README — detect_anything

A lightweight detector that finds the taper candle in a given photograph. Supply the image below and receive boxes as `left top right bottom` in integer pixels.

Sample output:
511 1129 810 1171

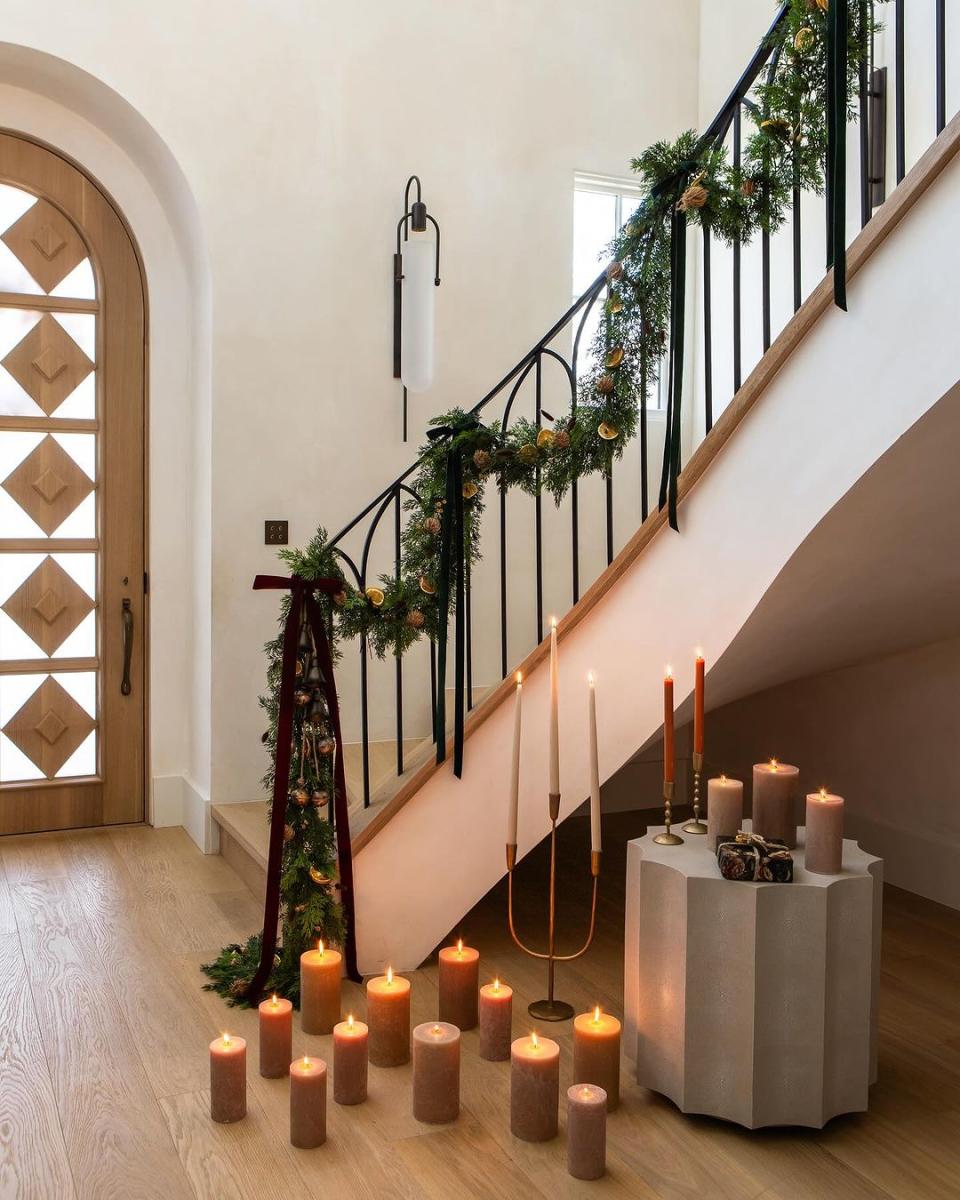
753 760 799 848
258 994 293 1078
566 1084 607 1181
366 967 411 1066
663 669 675 783
549 618 559 797
289 1055 327 1149
694 654 705 756
508 672 522 846
412 1021 460 1124
209 1032 246 1123
333 1013 368 1105
438 938 479 1030
588 673 601 854
572 1006 621 1111
300 941 341 1035
510 1031 560 1142
479 977 513 1061
707 775 744 850
805 789 844 875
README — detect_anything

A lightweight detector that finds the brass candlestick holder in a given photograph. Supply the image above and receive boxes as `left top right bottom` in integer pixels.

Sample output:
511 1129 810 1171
653 779 684 845
683 750 708 834
506 791 600 1021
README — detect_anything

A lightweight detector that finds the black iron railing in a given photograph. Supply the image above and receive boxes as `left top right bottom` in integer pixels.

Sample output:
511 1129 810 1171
326 1 951 808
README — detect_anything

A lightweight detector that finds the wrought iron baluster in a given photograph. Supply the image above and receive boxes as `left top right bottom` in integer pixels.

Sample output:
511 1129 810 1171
394 489 403 777
499 483 508 679
359 633 370 807
895 0 905 182
534 352 544 643
936 0 946 135
702 227 713 434
733 105 743 392
859 0 871 227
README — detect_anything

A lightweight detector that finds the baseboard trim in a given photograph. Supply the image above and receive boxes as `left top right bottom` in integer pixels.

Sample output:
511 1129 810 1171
156 774 220 855
847 813 960 912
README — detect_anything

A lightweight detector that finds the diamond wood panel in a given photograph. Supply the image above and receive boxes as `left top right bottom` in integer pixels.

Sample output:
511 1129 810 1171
1 675 95 777
1 435 94 534
2 314 94 415
1 199 89 293
1 555 94 655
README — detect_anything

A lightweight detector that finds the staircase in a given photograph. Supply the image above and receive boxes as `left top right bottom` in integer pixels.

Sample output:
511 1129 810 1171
216 9 960 974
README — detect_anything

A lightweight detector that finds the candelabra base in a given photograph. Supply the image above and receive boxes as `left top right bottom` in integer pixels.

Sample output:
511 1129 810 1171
528 998 575 1022
653 831 685 846
682 819 708 834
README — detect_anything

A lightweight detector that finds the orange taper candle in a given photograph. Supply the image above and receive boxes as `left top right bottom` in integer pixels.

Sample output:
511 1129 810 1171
693 655 705 756
663 670 675 783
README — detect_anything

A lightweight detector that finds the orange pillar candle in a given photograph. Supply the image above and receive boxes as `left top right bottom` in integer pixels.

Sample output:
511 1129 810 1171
333 1013 368 1105
752 760 800 848
707 775 744 850
209 1033 246 1123
572 1007 621 1111
412 1021 461 1124
300 941 342 1035
663 670 675 783
366 967 411 1066
258 994 293 1078
510 1032 560 1142
694 655 705 756
805 789 844 875
479 977 513 1061
566 1084 607 1181
438 939 479 1030
289 1055 327 1149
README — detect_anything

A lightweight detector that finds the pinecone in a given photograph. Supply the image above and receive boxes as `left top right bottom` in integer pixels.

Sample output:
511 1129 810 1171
405 609 426 630
679 183 708 212
228 978 249 999
423 515 441 535
596 374 615 395
553 429 571 450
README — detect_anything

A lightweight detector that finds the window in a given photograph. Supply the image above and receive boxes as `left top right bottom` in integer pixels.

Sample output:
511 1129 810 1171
572 173 665 407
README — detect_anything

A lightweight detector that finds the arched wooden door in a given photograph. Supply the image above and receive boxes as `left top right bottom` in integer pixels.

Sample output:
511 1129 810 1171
0 133 146 833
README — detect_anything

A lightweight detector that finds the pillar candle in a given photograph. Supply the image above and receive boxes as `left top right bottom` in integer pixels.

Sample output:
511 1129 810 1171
333 1013 368 1105
209 1033 246 1123
479 978 513 1061
258 994 293 1079
752 760 799 848
412 1021 460 1124
300 941 342 1035
566 1084 607 1181
510 1032 560 1142
588 674 601 854
366 968 411 1066
438 939 479 1030
572 1007 621 1111
549 618 559 797
663 670 675 783
805 789 844 875
694 655 705 756
707 775 744 850
507 672 522 846
289 1055 327 1149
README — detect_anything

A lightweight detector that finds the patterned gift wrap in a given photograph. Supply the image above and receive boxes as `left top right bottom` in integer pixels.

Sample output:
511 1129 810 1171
716 832 794 883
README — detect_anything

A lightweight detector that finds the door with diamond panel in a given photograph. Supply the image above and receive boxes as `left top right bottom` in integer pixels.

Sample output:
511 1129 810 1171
0 133 145 833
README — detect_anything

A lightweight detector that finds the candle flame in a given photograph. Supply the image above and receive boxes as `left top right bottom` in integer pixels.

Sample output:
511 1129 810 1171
770 758 779 771
550 615 557 630
432 1024 442 1036
303 1055 311 1069
222 1032 231 1046
665 665 673 680
581 1086 593 1099
348 1013 355 1029
593 1005 601 1024
820 787 827 799
456 937 463 956
386 965 393 986
493 977 500 992
588 671 595 686
531 1031 539 1050
720 773 727 782
516 670 522 686
695 649 704 661
317 939 324 956
271 994 278 1008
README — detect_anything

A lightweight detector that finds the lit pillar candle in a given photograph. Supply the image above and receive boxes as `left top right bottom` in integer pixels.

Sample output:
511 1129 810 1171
707 775 744 850
663 670 675 784
333 1013 368 1105
752 760 799 848
507 672 522 847
588 674 601 854
412 1021 460 1124
510 1031 560 1142
366 967 411 1067
258 994 293 1079
566 1084 607 1181
289 1055 327 1149
479 977 513 1061
209 1032 246 1124
694 654 705 756
438 938 479 1030
300 941 342 1035
805 789 844 875
572 1006 621 1111
549 618 560 799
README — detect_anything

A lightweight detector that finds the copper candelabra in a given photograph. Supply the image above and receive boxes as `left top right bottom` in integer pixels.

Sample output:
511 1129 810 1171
506 791 600 1021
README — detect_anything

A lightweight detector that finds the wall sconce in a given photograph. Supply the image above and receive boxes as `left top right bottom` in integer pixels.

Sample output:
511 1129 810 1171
394 175 441 440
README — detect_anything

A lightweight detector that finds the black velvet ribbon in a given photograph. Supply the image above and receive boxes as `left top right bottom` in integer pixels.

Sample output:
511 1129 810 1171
426 414 478 777
244 574 360 1004
826 0 849 311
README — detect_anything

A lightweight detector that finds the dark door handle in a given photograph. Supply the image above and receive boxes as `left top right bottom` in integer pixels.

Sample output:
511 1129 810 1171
121 598 133 696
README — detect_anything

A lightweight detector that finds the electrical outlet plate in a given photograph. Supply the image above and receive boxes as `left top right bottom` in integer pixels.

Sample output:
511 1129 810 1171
264 519 288 545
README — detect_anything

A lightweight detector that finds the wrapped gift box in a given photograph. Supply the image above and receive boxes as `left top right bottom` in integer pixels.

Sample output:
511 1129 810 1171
717 832 793 883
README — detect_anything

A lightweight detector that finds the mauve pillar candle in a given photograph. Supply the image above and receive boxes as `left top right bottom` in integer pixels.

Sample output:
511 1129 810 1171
412 1021 461 1124
209 1033 246 1123
258 995 293 1078
479 978 513 1061
438 940 479 1030
572 1008 621 1111
333 1014 368 1105
289 1056 327 1149
366 968 411 1066
707 775 744 850
510 1032 560 1142
752 761 799 848
805 790 844 875
300 942 342 1035
566 1084 607 1181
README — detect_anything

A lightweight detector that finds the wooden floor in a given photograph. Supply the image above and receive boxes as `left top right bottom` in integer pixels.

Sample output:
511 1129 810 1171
1 816 959 1199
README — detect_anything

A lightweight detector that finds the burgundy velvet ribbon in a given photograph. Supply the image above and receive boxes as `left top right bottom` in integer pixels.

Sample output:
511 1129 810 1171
244 574 359 1004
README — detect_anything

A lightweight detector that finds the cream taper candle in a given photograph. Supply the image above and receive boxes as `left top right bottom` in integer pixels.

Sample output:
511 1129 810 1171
549 618 559 797
588 673 601 854
805 789 844 875
508 672 522 846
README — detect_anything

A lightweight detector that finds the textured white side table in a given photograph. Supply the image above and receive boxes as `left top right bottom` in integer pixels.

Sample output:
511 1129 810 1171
623 825 882 1129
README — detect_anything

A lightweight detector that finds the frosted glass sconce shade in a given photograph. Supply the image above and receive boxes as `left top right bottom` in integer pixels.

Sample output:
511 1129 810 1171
401 236 436 393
